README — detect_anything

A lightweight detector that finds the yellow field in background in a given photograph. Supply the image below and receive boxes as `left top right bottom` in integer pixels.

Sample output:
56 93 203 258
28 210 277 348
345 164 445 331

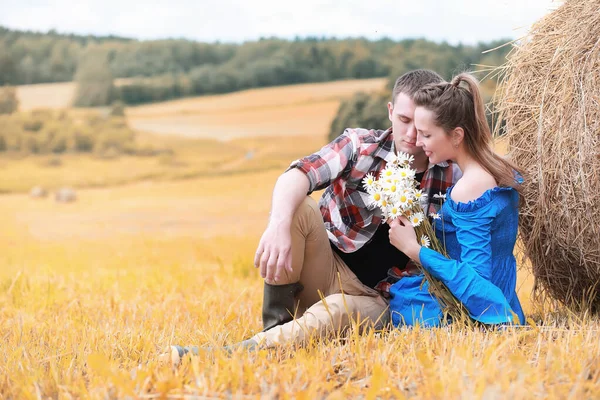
5 78 385 194
15 82 76 111
2 79 599 398
14 78 135 111
127 78 386 140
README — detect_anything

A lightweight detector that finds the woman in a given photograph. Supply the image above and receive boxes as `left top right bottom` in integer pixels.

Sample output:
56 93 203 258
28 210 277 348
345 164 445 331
387 72 525 327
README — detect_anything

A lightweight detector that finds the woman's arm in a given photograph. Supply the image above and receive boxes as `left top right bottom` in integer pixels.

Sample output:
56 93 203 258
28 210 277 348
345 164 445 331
418 212 516 324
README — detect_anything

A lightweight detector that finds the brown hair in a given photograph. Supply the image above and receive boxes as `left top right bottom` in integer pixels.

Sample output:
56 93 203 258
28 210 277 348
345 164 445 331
392 69 444 104
412 72 523 189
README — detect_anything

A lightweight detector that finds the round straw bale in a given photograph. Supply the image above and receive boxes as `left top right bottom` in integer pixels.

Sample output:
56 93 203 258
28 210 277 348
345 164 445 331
495 0 600 311
55 187 77 203
29 186 48 198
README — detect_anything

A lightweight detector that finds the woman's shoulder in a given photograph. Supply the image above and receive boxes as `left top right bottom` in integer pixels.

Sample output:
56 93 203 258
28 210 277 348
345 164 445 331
450 170 497 204
447 170 516 214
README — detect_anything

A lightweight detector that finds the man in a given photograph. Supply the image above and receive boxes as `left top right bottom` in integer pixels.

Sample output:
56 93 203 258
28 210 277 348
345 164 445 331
165 69 461 364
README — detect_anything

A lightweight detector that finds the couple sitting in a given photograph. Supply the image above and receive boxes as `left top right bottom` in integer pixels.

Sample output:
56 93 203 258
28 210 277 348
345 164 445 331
163 69 525 365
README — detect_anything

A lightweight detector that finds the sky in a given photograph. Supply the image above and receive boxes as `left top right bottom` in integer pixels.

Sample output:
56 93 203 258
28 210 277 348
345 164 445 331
0 0 561 44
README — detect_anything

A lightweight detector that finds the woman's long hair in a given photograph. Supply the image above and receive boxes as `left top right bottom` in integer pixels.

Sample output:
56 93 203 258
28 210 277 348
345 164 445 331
413 73 522 190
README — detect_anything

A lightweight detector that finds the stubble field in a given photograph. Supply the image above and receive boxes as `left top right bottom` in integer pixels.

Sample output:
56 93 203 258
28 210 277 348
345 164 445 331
1 79 599 399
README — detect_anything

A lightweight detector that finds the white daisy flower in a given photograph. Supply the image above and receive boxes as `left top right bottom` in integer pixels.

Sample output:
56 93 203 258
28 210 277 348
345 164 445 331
394 152 409 165
370 190 389 209
387 153 400 166
397 193 411 208
397 167 416 180
388 205 403 220
403 153 415 166
413 189 427 201
420 235 431 248
362 173 377 193
410 212 425 227
380 166 396 180
387 183 400 195
430 212 441 220
370 190 382 206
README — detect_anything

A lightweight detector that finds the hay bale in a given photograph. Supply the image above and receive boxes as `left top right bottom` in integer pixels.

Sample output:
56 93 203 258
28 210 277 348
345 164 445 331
495 0 600 311
55 187 77 203
29 186 48 199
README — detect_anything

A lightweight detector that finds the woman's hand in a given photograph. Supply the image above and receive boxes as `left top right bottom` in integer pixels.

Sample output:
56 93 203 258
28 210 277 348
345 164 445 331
389 216 421 262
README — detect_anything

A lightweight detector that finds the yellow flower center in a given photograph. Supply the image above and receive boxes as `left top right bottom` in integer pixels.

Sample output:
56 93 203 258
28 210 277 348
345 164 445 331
390 185 396 192
385 170 392 177
374 193 381 201
400 195 407 202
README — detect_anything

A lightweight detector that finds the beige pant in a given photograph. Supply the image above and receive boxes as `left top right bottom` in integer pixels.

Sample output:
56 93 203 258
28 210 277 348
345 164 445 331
253 196 389 348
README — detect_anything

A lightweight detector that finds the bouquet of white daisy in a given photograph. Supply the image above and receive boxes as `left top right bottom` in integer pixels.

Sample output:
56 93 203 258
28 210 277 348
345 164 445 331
363 153 471 324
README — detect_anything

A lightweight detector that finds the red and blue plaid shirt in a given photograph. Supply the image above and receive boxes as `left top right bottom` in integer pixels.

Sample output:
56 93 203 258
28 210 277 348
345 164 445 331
288 127 461 253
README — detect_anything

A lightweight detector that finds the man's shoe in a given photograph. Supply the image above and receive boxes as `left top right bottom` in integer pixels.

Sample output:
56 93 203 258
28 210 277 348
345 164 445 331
262 282 303 331
158 340 259 368
158 345 199 368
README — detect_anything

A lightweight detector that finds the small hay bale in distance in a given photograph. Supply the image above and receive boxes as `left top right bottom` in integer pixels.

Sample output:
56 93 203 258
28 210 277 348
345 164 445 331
55 187 77 203
30 186 48 199
495 0 600 312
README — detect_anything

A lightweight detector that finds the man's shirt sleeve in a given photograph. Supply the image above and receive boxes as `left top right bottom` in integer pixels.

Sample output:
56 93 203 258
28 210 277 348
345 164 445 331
286 129 358 193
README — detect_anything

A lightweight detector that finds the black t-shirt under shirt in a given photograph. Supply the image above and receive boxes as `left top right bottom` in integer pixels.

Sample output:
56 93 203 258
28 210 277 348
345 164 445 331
330 172 425 289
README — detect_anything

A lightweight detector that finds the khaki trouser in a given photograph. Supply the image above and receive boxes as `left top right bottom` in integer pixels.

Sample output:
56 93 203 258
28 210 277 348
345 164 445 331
253 196 389 348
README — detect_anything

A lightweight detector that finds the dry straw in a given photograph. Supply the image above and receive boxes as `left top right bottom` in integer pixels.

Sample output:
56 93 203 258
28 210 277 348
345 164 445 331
494 0 600 312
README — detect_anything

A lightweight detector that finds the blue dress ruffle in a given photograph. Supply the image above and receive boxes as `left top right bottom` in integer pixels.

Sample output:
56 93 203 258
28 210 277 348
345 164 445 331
389 185 526 327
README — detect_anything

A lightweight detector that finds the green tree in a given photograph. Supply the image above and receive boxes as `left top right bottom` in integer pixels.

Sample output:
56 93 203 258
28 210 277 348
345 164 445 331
0 43 18 85
73 49 116 107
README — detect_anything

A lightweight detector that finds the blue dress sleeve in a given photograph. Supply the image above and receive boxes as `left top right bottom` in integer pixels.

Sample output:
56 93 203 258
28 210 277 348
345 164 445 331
419 205 518 325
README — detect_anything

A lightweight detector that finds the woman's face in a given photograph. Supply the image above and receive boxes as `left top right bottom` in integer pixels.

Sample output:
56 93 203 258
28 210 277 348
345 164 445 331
414 107 456 164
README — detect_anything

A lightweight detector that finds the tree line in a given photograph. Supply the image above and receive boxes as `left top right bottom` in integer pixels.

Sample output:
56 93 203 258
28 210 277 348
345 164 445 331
0 26 510 107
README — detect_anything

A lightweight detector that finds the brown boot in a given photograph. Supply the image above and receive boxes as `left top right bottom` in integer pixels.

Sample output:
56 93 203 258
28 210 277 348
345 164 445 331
262 282 303 331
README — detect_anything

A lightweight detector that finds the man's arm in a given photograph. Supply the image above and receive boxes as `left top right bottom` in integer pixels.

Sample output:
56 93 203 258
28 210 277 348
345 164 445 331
254 129 358 283
254 168 310 283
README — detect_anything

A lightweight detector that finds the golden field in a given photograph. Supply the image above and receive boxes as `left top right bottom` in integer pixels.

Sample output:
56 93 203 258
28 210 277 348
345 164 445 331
1 80 599 399
126 78 387 140
14 78 133 112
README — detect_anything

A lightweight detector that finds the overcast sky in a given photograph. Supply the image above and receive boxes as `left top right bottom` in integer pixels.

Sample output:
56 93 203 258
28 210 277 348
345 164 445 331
1 0 561 44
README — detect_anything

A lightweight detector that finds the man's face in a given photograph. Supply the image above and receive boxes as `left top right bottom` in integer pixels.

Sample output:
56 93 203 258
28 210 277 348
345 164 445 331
387 93 426 157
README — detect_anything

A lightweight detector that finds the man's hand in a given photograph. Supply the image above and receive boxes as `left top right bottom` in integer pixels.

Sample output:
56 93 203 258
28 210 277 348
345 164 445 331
389 216 421 261
253 168 309 283
254 219 293 283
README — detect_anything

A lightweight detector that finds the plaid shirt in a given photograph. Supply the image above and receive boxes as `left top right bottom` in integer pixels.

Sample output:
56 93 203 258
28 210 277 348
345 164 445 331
289 127 461 253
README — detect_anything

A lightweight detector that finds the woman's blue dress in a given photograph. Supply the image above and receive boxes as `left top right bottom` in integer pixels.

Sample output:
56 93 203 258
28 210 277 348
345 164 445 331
389 186 526 327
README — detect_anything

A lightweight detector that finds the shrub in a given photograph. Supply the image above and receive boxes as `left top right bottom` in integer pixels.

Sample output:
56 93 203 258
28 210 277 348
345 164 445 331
329 91 389 142
0 86 18 115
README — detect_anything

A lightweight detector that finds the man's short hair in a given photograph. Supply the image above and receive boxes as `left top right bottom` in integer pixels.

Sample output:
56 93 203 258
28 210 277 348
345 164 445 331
392 69 445 103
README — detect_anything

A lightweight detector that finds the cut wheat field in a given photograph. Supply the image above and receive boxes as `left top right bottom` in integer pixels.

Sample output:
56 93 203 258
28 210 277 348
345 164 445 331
2 80 599 399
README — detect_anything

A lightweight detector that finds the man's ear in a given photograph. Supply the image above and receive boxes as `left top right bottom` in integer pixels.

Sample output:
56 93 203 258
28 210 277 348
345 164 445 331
452 127 465 147
387 101 394 122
